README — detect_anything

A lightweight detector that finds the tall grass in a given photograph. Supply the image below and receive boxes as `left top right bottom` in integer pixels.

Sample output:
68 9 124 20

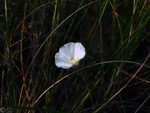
0 0 150 113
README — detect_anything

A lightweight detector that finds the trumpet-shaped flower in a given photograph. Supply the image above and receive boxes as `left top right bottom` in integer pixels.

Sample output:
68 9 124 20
55 42 86 69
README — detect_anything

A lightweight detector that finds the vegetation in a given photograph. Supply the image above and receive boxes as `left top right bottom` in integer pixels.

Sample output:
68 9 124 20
0 0 150 113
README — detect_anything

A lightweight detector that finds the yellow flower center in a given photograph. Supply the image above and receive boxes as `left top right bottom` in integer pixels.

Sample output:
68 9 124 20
71 59 78 65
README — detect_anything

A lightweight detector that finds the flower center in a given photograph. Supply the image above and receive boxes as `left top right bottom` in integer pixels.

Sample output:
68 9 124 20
71 59 78 65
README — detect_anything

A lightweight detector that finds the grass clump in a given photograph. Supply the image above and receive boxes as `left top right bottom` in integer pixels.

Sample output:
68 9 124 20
0 0 150 113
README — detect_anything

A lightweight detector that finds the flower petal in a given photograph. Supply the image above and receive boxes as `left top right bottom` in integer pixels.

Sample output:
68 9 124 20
55 53 72 69
55 53 70 63
74 42 85 60
64 42 75 60
55 59 72 69
59 44 72 62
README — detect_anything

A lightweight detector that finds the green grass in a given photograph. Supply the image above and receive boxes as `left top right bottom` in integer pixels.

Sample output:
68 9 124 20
0 0 150 113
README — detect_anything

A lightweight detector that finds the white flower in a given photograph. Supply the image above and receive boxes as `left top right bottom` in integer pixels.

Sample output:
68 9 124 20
55 42 86 69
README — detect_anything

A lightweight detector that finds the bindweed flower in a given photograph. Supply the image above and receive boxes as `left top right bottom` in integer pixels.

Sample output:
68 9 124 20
55 42 86 69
